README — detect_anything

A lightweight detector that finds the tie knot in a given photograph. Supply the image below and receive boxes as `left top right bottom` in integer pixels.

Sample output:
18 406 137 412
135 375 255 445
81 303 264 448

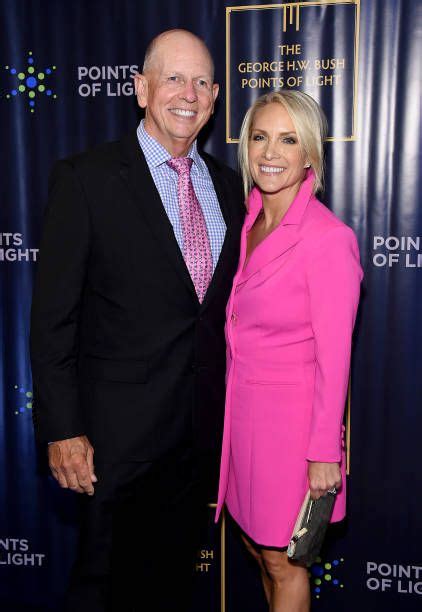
166 157 193 176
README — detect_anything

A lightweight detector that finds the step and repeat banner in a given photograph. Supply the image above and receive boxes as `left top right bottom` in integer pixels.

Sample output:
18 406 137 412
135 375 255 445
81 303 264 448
0 0 421 610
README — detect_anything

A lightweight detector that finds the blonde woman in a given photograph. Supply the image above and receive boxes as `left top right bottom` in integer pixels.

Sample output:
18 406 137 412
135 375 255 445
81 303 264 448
216 91 362 611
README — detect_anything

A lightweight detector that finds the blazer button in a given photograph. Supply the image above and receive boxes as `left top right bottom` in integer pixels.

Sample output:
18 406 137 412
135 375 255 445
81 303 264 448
231 312 238 324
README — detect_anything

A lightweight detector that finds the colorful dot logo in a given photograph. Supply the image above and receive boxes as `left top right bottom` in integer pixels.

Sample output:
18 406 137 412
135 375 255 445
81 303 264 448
309 556 345 599
14 385 33 415
5 52 57 113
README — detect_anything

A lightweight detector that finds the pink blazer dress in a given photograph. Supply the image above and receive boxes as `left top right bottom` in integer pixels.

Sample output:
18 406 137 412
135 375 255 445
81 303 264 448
215 170 363 547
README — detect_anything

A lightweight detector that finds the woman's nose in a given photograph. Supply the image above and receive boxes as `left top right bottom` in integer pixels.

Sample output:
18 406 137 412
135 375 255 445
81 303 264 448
263 141 281 160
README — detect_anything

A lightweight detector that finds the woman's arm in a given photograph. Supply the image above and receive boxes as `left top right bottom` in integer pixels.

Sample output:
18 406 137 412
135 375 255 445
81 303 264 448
305 225 363 469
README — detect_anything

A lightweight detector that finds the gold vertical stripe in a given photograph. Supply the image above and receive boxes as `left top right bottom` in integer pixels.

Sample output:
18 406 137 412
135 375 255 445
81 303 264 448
225 8 231 143
296 6 300 30
289 5 294 24
283 5 287 31
353 0 361 139
220 509 226 612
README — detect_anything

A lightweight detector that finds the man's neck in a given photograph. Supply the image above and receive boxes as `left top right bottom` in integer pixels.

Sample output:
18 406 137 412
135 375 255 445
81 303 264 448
143 121 194 158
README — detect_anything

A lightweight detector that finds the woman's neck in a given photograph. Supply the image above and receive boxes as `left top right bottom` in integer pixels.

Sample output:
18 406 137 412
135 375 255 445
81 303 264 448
260 183 301 229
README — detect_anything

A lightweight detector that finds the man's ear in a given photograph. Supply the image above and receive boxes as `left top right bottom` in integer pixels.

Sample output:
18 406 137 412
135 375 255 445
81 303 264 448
134 74 148 108
211 82 219 114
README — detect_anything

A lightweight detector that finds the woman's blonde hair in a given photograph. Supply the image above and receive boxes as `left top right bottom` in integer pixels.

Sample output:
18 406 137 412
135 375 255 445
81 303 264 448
238 90 328 198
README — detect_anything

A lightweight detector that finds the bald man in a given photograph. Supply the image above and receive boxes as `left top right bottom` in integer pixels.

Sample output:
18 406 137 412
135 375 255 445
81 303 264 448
30 29 244 611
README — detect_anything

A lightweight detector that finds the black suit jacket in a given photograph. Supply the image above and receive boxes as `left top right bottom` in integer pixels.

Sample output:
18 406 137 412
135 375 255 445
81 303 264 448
30 131 244 463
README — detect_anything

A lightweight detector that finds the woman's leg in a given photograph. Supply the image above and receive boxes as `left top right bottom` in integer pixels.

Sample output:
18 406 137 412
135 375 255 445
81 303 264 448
240 533 272 604
261 549 310 612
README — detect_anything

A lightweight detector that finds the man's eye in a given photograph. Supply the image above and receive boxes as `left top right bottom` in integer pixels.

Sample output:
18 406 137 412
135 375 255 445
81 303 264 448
196 79 209 88
168 76 180 82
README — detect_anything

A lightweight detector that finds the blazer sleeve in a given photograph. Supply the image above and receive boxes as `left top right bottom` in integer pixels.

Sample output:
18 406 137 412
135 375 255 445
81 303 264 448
305 225 363 463
30 160 91 443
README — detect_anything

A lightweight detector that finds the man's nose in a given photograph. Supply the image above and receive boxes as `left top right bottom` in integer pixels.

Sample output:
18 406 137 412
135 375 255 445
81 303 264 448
180 80 198 103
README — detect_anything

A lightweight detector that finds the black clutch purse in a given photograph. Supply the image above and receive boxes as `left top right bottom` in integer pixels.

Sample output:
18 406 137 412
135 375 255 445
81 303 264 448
286 489 337 566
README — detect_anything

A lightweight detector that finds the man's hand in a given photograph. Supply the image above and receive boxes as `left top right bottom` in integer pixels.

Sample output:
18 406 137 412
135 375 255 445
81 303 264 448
48 435 97 495
308 461 341 500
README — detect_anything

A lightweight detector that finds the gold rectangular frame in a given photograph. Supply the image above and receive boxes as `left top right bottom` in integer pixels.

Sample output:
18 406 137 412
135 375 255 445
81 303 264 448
226 0 361 143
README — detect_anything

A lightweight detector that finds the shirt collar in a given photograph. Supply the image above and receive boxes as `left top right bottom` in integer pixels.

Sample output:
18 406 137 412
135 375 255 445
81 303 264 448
136 120 205 174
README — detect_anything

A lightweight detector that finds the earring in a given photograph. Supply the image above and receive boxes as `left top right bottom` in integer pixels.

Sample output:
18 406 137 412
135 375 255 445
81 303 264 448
304 163 311 168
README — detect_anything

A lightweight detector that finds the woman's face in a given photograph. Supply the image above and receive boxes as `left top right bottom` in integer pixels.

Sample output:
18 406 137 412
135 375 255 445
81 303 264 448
248 102 308 198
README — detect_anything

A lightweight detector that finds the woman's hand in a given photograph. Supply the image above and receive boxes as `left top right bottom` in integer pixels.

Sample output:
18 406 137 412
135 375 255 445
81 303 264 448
307 461 341 500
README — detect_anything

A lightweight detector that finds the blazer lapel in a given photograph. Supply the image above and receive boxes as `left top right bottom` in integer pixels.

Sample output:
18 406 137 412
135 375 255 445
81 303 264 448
238 171 315 286
119 131 197 300
239 224 300 285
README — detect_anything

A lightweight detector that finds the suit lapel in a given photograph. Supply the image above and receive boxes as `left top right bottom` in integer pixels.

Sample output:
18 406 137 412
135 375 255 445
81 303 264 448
119 131 197 300
200 153 238 310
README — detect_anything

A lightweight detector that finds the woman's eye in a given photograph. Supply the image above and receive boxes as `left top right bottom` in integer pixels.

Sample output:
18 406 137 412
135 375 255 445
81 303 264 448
252 134 265 142
283 137 296 144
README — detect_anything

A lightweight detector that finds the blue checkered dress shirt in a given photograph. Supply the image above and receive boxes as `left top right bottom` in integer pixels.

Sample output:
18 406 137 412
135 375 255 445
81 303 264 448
137 120 226 272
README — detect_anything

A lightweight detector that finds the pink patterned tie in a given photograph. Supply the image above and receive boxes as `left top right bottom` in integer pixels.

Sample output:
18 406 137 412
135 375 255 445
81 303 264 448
167 157 213 303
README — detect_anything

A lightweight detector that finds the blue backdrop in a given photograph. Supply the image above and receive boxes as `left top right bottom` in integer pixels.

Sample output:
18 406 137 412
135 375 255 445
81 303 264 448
0 1 421 610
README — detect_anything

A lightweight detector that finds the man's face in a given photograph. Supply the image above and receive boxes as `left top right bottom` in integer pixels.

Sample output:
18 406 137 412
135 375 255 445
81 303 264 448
135 34 219 156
